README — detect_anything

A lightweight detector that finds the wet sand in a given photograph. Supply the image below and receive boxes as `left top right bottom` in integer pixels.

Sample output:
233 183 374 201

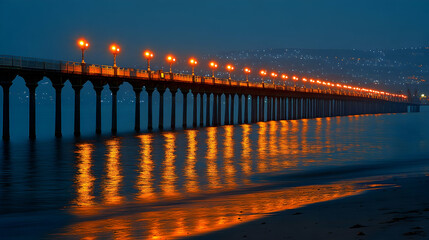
191 174 429 240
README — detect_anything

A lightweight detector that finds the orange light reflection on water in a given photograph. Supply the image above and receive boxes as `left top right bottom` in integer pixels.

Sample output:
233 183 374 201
136 134 155 200
103 138 123 205
58 179 383 240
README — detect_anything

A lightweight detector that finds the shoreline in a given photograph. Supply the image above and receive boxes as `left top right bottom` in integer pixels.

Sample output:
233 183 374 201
191 174 429 240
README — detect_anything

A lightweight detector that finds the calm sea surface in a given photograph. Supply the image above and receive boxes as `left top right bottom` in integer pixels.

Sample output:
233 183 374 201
1 106 428 239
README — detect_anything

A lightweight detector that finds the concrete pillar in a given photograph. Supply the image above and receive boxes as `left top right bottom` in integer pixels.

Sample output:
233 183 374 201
1 81 12 140
52 83 64 138
230 94 235 125
267 97 271 121
158 88 166 130
133 88 142 132
72 84 82 137
193 91 198 128
94 86 103 134
225 93 230 125
181 88 188 129
277 97 281 120
244 94 249 124
200 92 204 127
147 87 154 131
213 93 218 126
170 88 177 130
206 92 211 126
260 96 264 122
217 93 221 125
110 86 119 134
238 94 243 124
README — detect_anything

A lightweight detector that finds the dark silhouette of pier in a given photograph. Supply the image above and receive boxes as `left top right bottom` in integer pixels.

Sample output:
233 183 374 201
0 55 415 140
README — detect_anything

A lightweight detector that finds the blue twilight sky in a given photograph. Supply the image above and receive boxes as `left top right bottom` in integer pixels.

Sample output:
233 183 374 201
0 0 428 66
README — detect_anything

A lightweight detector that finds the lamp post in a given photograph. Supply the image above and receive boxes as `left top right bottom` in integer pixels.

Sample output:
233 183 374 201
143 50 154 71
281 74 288 86
270 72 278 85
244 67 251 83
166 55 176 73
209 61 218 78
77 39 89 64
189 58 198 76
259 70 267 87
292 76 298 88
110 44 120 68
226 64 234 85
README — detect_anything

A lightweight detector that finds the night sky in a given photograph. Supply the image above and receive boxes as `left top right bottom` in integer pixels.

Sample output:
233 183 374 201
1 0 428 66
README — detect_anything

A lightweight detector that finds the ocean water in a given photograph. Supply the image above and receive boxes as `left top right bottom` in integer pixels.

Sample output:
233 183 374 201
0 80 428 239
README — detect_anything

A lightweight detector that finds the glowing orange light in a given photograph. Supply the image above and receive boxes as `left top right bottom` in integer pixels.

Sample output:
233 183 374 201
77 39 89 50
244 67 251 74
110 44 120 53
226 64 235 72
302 78 308 82
144 50 154 60
270 72 278 78
281 74 288 79
259 70 267 76
189 58 198 66
166 55 176 63
209 61 218 69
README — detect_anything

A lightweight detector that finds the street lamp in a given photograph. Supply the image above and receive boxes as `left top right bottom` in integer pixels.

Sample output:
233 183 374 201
77 39 89 64
189 58 198 75
209 61 218 77
110 44 120 68
226 64 234 80
143 50 154 71
166 55 176 73
270 72 278 85
243 67 251 82
292 76 298 87
281 74 288 86
259 70 267 86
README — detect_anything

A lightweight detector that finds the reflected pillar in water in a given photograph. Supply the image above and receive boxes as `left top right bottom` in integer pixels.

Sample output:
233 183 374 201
158 87 166 130
0 72 15 141
137 134 155 200
170 88 177 130
23 74 43 139
93 85 103 134
109 85 119 134
162 133 178 196
206 92 211 126
213 93 218 126
206 127 221 189
193 91 198 128
185 130 199 193
74 143 95 207
238 94 242 124
230 93 235 125
103 138 123 205
146 86 154 131
181 88 189 129
50 76 65 138
133 87 142 132
200 92 204 127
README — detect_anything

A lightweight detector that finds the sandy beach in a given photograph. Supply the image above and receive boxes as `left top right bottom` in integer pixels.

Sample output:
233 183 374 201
191 174 429 240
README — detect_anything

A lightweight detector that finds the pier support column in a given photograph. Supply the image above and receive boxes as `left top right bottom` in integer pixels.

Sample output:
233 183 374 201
213 93 218 126
146 87 154 131
225 93 230 125
230 94 235 125
94 86 103 134
267 97 270 121
193 91 198 128
277 97 281 120
206 92 211 126
53 83 64 137
170 88 177 130
0 74 14 140
217 93 221 125
133 87 142 132
200 92 204 127
181 88 189 129
23 75 43 139
244 95 249 124
259 96 264 122
72 84 83 137
238 94 243 124
109 86 119 135
158 88 166 130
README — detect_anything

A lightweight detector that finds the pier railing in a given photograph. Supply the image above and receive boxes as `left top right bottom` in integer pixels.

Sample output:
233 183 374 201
0 55 404 102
